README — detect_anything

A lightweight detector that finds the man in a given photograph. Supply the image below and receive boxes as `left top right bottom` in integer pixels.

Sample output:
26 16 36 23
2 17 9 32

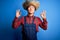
12 0 48 40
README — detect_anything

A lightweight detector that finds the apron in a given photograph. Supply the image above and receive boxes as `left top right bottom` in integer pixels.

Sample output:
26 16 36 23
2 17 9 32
22 16 37 40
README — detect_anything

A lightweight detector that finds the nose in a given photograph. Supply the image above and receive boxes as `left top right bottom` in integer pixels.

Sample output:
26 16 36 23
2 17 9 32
30 7 32 11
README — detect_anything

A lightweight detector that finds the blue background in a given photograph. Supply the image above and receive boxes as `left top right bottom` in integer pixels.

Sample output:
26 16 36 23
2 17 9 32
0 0 60 40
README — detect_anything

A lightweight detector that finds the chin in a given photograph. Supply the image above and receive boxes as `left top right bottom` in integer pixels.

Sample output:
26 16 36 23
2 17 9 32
29 12 34 14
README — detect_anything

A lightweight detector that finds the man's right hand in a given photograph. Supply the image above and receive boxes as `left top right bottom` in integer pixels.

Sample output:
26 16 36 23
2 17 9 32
16 9 21 18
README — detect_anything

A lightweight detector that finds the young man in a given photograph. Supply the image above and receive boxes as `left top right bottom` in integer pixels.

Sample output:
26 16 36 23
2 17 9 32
12 0 48 40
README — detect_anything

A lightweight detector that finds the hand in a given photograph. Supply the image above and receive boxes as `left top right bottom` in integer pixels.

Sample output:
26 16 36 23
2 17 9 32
16 9 21 18
40 10 46 19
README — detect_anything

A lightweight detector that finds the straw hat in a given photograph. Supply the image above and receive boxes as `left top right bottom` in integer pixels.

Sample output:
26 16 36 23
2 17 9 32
23 0 40 10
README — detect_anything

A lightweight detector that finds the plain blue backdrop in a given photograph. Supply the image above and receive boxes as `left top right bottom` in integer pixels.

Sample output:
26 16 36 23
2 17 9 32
0 0 60 40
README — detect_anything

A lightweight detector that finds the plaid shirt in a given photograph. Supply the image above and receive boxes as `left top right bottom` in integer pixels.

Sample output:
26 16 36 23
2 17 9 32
12 16 48 32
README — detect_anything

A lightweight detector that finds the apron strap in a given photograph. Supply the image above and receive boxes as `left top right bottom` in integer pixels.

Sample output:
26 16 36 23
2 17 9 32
24 16 26 24
32 16 35 24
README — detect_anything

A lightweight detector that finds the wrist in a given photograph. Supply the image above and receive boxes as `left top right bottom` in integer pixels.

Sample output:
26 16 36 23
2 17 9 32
42 17 46 20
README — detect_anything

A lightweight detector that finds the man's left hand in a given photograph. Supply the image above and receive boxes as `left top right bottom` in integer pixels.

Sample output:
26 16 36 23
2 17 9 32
40 10 46 19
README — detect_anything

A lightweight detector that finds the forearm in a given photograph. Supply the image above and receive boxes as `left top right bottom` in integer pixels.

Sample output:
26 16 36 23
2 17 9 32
39 18 48 30
12 17 21 29
42 18 48 30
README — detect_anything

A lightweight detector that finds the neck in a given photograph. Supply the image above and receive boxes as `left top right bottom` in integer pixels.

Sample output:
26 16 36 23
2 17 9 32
28 13 34 17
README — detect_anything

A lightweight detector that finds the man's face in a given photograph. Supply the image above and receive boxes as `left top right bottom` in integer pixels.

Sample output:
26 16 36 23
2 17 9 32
28 5 35 14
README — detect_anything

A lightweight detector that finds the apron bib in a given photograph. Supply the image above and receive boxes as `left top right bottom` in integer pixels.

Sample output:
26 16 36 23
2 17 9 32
22 16 37 40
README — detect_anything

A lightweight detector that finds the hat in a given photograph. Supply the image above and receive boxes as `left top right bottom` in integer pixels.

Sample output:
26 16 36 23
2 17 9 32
23 0 40 10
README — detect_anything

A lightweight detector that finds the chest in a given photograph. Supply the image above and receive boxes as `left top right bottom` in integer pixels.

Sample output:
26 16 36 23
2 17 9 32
22 17 39 26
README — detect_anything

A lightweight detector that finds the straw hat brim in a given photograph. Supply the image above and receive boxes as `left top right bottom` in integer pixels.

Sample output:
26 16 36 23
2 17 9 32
23 1 40 10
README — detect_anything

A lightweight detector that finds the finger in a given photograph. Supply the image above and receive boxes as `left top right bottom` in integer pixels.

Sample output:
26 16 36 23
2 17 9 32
40 13 43 17
40 10 45 16
40 13 42 16
16 9 20 13
44 10 46 14
41 10 44 15
18 10 21 14
17 10 21 14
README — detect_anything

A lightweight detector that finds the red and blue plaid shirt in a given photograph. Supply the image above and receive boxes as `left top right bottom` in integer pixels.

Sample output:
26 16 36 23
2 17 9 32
12 16 48 32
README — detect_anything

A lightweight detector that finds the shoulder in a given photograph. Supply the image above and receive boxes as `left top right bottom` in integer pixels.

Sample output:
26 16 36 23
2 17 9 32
34 16 41 21
34 16 42 24
20 16 24 19
19 16 24 21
